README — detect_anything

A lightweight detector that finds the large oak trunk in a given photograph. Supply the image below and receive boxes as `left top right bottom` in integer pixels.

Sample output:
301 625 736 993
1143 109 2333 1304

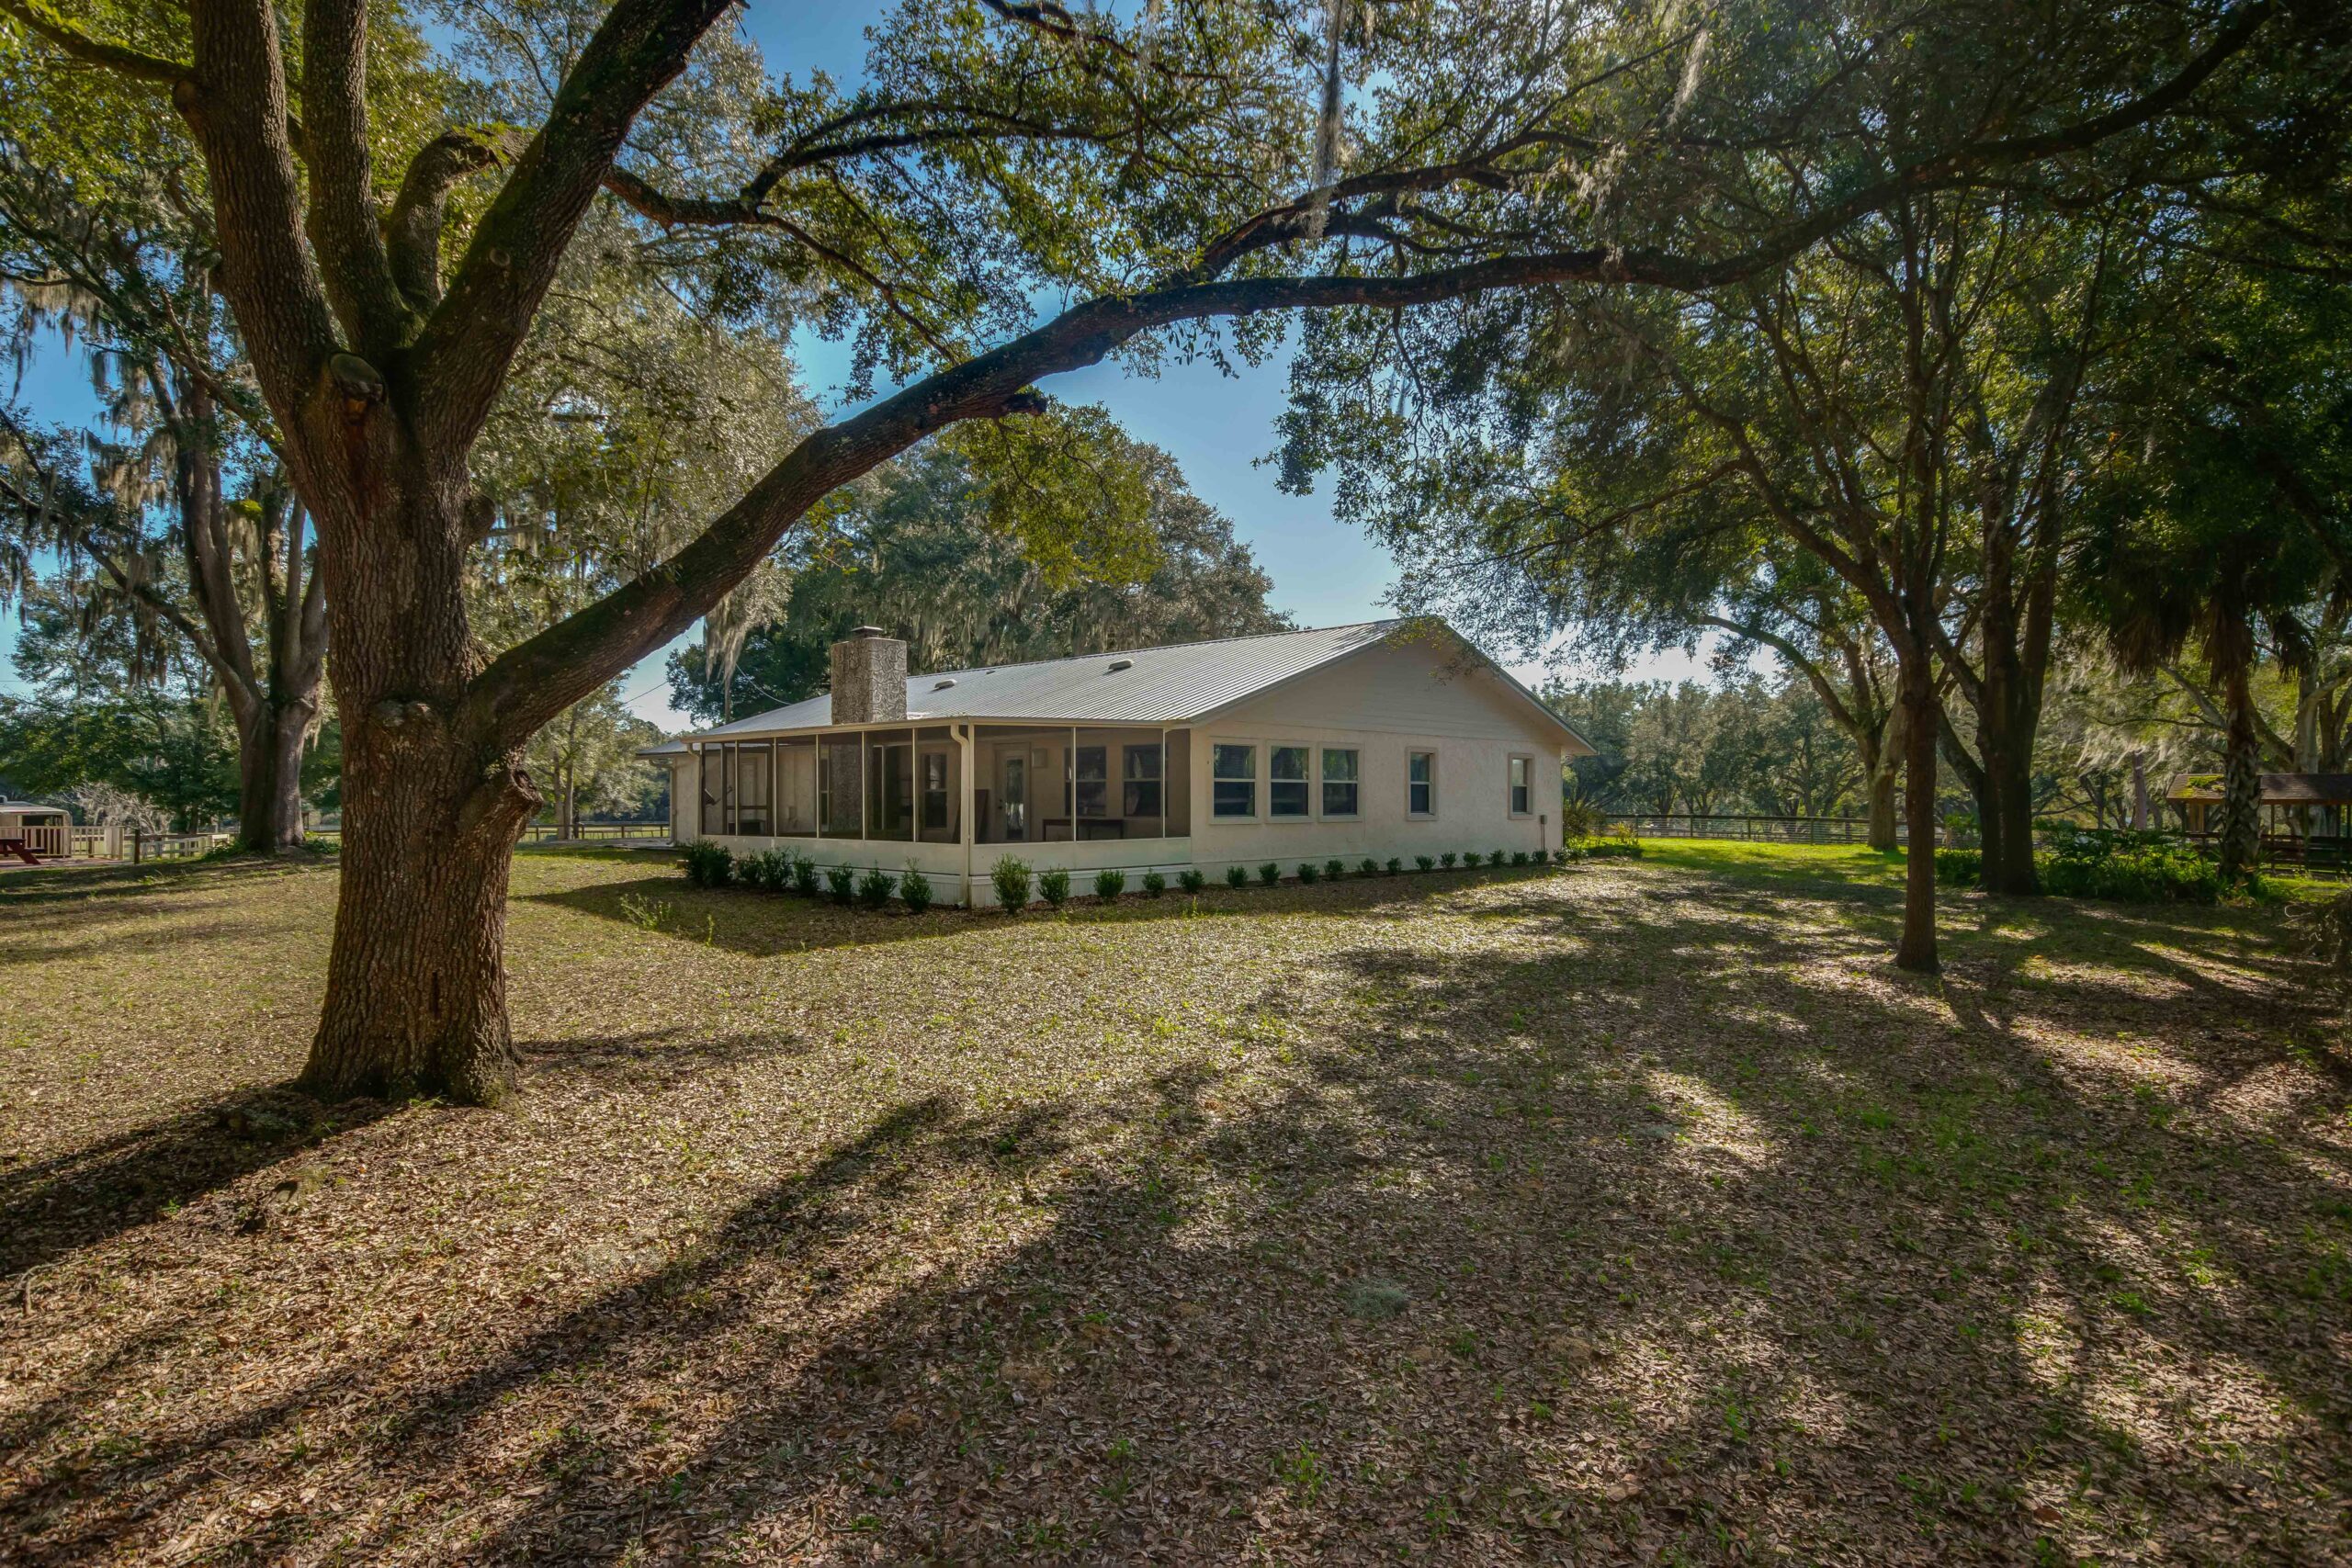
2219 655 2262 885
1895 651 1941 973
301 709 538 1101
233 700 313 852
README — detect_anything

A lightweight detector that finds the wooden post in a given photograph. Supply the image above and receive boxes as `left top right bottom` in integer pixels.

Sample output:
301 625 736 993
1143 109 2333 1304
131 829 143 866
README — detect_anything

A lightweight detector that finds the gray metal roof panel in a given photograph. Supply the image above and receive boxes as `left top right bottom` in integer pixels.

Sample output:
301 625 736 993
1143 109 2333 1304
689 621 1405 737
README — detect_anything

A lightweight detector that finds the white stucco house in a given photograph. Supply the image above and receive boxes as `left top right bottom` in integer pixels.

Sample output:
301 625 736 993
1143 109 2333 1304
641 618 1592 907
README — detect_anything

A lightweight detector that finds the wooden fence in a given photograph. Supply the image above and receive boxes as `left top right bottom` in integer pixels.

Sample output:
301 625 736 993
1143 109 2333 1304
1607 814 1902 845
518 822 673 845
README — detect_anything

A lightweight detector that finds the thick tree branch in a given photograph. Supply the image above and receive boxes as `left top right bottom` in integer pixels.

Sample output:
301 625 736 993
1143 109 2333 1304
0 0 189 84
408 0 736 455
302 0 411 354
178 0 342 430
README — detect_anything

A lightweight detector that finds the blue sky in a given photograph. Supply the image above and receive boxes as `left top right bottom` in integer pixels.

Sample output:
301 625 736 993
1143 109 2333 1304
4 2 1707 732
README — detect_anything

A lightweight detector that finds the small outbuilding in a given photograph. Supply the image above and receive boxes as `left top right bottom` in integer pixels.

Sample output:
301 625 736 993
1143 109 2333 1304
639 618 1593 906
0 800 70 863
2164 772 2352 870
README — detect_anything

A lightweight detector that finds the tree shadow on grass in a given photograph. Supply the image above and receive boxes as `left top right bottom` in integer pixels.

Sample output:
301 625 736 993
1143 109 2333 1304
5 860 2340 1565
0 854 328 912
0 1083 389 1284
524 864 1561 959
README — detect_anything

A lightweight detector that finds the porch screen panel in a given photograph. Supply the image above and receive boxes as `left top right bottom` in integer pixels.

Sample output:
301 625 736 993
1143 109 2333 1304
1073 746 1109 818
700 747 726 836
737 743 772 835
820 739 863 836
1122 745 1161 819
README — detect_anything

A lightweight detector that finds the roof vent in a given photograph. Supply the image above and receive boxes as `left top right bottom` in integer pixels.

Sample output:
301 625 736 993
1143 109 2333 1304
1106 658 1134 672
932 677 957 690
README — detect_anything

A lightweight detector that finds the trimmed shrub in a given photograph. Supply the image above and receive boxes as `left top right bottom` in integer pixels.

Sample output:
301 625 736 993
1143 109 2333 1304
1142 869 1167 897
1415 855 1435 873
856 865 895 910
1225 864 1249 888
1358 857 1381 878
1094 867 1126 902
1552 848 1569 865
1575 836 1643 859
1039 867 1071 908
1258 862 1281 886
1440 852 1457 869
899 864 934 914
682 840 733 887
991 854 1034 911
1459 851 1479 868
1180 868 1207 894
790 853 819 896
825 863 855 904
1510 850 1529 867
1324 858 1345 881
1296 861 1319 885
1934 847 1983 886
2041 829 2220 904
1487 850 1507 867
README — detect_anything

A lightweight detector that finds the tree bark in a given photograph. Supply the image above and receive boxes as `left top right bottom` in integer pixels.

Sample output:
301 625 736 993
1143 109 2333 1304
303 703 539 1102
1895 649 1941 971
2219 650 2262 885
232 699 313 852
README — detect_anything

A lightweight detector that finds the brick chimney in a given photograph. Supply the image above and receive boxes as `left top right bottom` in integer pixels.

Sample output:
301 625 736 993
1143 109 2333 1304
829 626 908 725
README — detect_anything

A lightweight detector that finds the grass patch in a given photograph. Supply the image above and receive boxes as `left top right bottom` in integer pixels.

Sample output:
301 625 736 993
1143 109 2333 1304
0 845 2341 1562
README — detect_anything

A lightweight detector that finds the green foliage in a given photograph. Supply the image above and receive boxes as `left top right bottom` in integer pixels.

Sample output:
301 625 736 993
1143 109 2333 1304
991 855 1034 911
1224 864 1249 889
899 864 934 914
1295 861 1318 884
856 865 896 909
1179 868 1206 895
1935 848 1984 886
790 854 819 896
825 863 856 905
1385 856 1403 874
741 848 793 891
2041 830 2221 905
1257 862 1281 886
1092 867 1125 901
1557 797 1609 841
1141 869 1166 897
670 443 1290 722
1509 851 1529 867
1440 852 1457 869
1358 858 1380 878
1415 855 1435 873
1039 867 1071 908
0 691 240 830
1487 851 1507 867
681 841 733 888
1324 858 1345 880
1575 838 1645 860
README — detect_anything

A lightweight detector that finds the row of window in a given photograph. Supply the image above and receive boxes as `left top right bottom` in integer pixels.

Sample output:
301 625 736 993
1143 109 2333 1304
1207 744 1533 821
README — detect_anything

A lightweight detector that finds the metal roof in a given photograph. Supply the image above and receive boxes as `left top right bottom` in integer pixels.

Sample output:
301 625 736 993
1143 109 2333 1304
2165 772 2352 806
646 619 1589 750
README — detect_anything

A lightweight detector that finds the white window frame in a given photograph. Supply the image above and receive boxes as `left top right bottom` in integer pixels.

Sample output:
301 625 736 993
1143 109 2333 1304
1210 740 1260 821
1317 745 1362 820
1267 742 1314 821
1407 750 1438 818
1507 753 1534 818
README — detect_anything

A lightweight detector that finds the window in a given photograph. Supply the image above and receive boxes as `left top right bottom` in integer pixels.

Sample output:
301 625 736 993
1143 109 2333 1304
700 746 726 836
1123 745 1162 818
1509 755 1532 816
820 739 862 836
921 750 950 831
1320 747 1360 817
1070 745 1110 818
1212 743 1257 818
1408 750 1436 817
1270 745 1310 818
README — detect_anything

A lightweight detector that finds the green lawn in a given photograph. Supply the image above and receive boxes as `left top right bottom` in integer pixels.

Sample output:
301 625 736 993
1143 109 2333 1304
2 846 2345 1563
